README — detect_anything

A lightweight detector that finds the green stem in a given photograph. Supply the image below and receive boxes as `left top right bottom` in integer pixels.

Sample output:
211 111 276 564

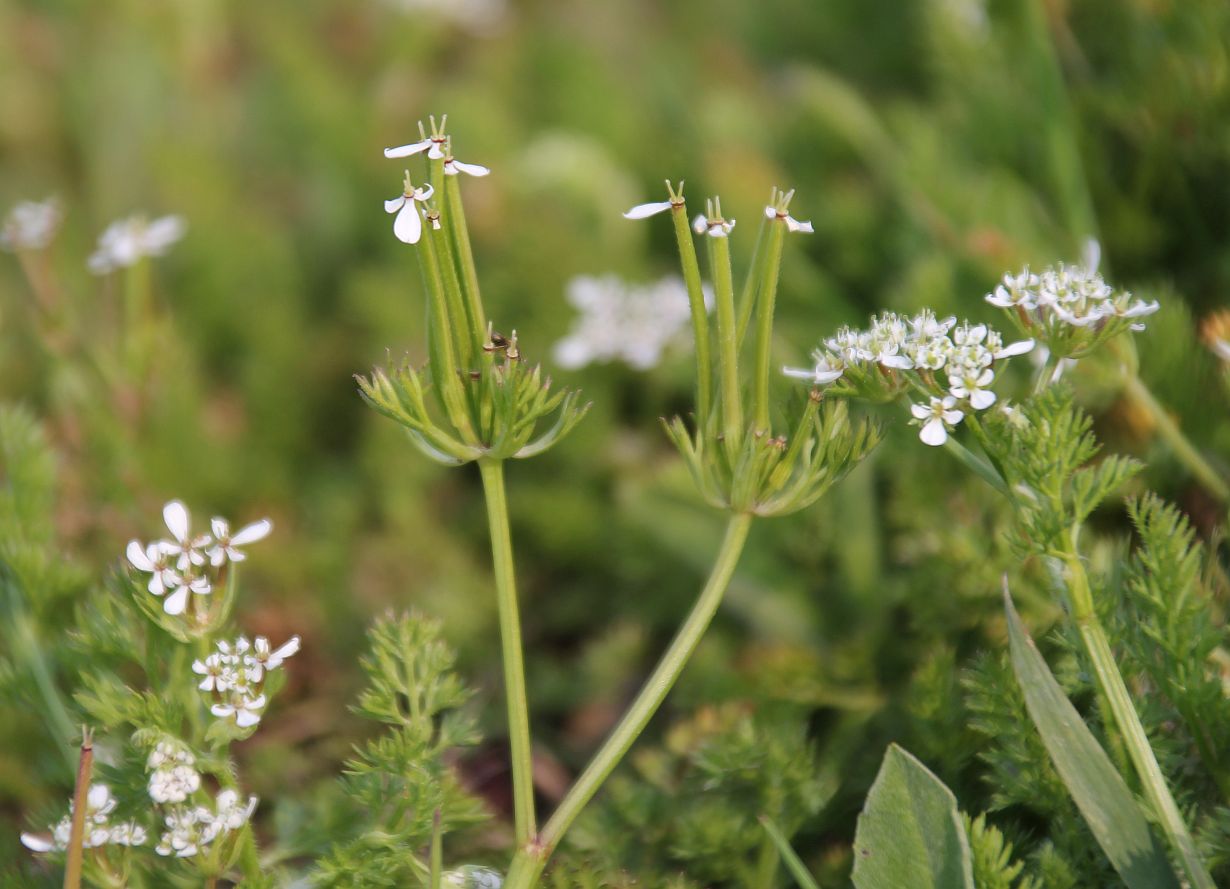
670 205 713 430
759 816 820 889
122 258 151 379
1121 374 1229 502
418 220 478 443
443 175 487 358
503 515 753 889
1061 546 1215 889
750 221 786 431
427 220 475 370
10 603 77 769
478 459 537 847
63 730 93 889
707 235 742 449
752 829 780 889
430 810 443 889
735 216 769 351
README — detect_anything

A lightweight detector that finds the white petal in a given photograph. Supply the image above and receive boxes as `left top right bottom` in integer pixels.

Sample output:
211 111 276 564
87 785 111 811
692 214 707 234
236 709 262 728
910 402 931 420
450 160 490 177
384 195 407 214
230 518 272 546
393 202 422 244
427 142 446 160
383 139 432 158
127 540 155 571
942 409 965 425
210 517 229 539
880 355 913 369
211 703 235 718
764 206 777 219
782 365 815 380
623 201 674 220
163 586 190 616
970 390 996 410
786 217 814 233
995 339 1035 359
920 419 948 446
413 183 435 201
21 833 55 852
163 501 190 541
267 636 301 667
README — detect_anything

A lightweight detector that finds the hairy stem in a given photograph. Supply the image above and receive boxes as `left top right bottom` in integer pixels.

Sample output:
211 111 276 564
64 730 94 889
503 514 753 889
478 459 537 846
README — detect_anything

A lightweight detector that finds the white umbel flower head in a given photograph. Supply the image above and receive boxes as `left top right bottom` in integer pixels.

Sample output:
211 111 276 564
21 783 120 853
911 396 965 446
0 198 62 252
88 215 185 274
385 172 435 245
384 114 451 160
553 274 712 371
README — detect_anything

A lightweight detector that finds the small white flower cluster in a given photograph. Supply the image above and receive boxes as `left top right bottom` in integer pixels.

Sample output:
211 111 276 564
0 198 62 252
553 274 714 371
383 118 490 245
148 742 202 804
20 784 148 853
154 789 256 859
986 263 1158 340
445 865 505 888
193 634 300 728
784 310 1034 446
126 500 272 617
88 214 186 275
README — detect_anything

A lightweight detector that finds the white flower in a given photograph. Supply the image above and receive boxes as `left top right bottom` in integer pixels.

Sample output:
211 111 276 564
692 213 736 237
783 351 844 386
763 203 814 233
159 500 212 571
911 396 964 446
443 155 490 177
553 274 712 371
107 822 147 846
948 366 997 410
252 635 301 670
126 540 181 596
384 178 435 245
446 866 505 888
148 741 195 771
0 198 62 251
384 135 448 160
155 807 217 858
88 215 185 274
213 790 257 831
211 693 267 728
21 784 119 853
207 516 272 566
149 764 202 804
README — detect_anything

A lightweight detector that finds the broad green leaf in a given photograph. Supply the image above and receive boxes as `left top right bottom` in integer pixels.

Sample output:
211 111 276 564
1003 586 1180 889
851 744 974 889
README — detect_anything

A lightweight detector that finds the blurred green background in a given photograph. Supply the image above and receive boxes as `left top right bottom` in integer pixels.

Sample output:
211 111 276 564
2 0 1229 882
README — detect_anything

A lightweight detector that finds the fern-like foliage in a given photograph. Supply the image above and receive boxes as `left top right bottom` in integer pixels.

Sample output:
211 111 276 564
963 812 1036 889
313 611 487 888
984 386 1140 555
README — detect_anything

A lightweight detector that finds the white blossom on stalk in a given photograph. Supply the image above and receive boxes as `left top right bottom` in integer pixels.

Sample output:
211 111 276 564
196 634 298 729
126 540 181 596
624 180 687 220
207 516 272 566
211 693 267 728
88 215 185 274
21 784 122 853
213 790 258 831
147 742 201 805
692 213 736 237
911 396 965 446
948 366 997 410
384 175 435 245
552 274 712 371
155 807 215 858
251 635 301 671
159 500 211 571
985 262 1159 338
0 198 62 251
764 188 814 234
384 114 451 160
443 155 491 177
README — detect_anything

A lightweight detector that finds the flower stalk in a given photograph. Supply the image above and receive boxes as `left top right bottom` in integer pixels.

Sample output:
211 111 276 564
478 459 537 846
64 728 94 889
503 514 753 889
665 183 714 429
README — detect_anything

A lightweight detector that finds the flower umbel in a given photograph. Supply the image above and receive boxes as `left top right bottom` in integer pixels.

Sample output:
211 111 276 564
88 214 186 274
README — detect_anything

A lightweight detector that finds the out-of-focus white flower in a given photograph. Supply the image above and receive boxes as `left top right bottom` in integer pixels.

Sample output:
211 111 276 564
553 274 712 371
0 198 62 252
159 501 211 571
207 516 272 566
213 790 257 831
155 807 216 858
444 155 490 177
88 215 185 274
379 0 506 31
21 783 121 853
211 693 267 728
911 396 964 446
197 634 298 729
445 866 505 888
106 822 147 847
148 742 201 805
251 635 301 671
126 540 181 596
384 177 435 245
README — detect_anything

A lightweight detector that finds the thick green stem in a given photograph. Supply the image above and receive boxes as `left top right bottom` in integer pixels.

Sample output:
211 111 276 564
63 730 93 889
670 206 713 429
504 515 753 889
707 236 742 449
427 220 475 370
418 222 478 443
478 460 537 847
752 830 780 889
1121 374 1229 502
1062 547 1215 889
443 175 487 358
750 222 786 431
